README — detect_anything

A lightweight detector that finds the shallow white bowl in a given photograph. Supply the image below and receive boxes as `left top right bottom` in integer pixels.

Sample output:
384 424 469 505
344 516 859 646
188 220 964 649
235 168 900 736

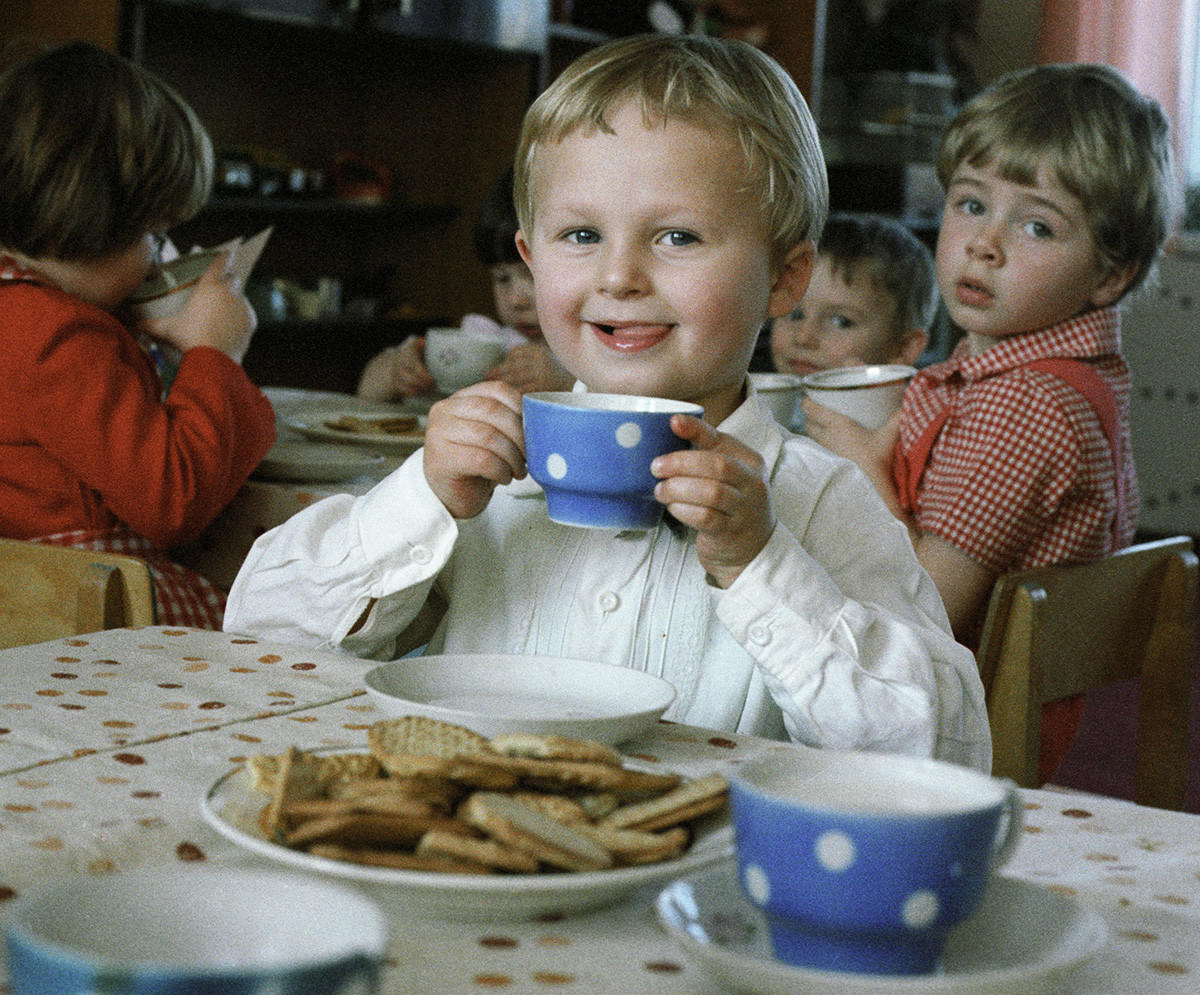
364 653 676 744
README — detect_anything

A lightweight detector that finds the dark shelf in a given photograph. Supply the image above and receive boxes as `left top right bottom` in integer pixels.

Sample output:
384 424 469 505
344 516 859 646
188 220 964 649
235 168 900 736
547 22 612 47
202 195 457 227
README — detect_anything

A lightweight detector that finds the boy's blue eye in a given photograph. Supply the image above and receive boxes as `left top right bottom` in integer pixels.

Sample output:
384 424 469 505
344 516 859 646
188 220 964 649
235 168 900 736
959 197 985 216
1026 220 1053 238
661 230 698 247
565 229 599 245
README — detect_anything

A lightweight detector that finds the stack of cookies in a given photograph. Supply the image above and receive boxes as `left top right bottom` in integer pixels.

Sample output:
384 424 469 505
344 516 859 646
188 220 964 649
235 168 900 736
246 716 728 875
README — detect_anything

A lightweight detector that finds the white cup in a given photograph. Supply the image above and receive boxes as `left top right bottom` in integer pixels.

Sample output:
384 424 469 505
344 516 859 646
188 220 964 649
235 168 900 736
425 326 507 394
801 364 916 429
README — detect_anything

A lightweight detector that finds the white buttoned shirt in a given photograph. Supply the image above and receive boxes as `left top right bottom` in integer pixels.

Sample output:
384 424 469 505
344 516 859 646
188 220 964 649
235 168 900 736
225 385 990 771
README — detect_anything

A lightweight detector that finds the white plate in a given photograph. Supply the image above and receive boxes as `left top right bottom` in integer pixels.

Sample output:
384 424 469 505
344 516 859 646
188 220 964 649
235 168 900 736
284 409 426 451
253 440 388 483
364 654 676 745
655 864 1108 995
200 753 733 920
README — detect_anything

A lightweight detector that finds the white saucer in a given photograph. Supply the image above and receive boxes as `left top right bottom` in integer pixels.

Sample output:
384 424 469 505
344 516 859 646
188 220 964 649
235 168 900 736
655 864 1107 995
364 653 676 745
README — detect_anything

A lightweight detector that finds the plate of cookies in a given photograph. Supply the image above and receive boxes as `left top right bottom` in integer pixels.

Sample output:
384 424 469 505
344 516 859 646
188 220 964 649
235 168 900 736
201 716 733 920
285 409 426 451
364 655 677 746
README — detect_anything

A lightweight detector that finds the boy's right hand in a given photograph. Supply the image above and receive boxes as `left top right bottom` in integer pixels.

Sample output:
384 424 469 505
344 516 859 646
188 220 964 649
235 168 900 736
423 381 526 519
140 252 257 363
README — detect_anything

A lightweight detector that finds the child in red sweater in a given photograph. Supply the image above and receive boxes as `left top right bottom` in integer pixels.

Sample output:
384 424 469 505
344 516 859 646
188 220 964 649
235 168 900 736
0 41 276 628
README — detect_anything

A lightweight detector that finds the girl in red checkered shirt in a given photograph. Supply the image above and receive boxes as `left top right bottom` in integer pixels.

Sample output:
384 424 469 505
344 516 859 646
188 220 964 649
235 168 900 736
805 65 1174 780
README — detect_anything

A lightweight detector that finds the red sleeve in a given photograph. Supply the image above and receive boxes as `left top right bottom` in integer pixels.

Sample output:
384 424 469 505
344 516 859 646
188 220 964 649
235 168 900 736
8 288 275 547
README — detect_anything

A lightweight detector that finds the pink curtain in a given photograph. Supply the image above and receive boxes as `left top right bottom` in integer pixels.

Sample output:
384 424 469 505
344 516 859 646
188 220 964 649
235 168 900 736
1037 0 1190 157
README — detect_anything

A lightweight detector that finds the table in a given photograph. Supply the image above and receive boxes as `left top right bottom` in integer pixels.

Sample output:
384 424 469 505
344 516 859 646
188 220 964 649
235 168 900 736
2 626 1198 993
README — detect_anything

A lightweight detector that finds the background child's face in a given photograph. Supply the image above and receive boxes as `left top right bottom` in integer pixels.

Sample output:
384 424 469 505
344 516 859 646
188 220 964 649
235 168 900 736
489 262 539 339
936 161 1131 349
516 101 807 425
770 255 900 376
28 234 158 312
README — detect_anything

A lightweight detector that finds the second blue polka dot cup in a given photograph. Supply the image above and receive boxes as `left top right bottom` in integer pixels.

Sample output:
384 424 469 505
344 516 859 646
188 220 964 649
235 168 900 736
523 392 704 529
730 746 1022 976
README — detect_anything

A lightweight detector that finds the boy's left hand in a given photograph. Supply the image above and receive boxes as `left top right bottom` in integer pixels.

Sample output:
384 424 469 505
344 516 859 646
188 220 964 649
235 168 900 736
650 415 774 589
804 397 905 521
485 342 574 395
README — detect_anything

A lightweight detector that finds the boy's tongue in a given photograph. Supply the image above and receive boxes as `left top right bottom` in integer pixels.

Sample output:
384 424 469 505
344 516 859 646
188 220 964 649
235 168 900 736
601 323 671 351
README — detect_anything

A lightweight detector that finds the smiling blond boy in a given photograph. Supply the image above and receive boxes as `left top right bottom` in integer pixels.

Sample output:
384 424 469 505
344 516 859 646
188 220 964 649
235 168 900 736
227 35 989 770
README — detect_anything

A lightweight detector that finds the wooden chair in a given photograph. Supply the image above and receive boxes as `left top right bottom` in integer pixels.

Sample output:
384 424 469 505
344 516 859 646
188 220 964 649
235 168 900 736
0 538 157 650
976 535 1198 810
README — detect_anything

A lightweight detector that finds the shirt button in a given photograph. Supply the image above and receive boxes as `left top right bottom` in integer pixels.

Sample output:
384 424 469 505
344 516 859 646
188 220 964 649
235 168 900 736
411 545 432 565
748 623 771 645
598 591 620 613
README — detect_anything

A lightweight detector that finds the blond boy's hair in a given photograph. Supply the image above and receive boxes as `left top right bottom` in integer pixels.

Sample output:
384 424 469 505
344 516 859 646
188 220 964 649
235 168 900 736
0 41 213 261
937 63 1174 297
513 33 827 264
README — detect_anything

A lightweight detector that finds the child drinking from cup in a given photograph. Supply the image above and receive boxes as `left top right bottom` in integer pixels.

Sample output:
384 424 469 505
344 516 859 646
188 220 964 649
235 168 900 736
768 212 934 378
804 64 1173 780
356 166 573 400
0 41 276 628
227 34 989 770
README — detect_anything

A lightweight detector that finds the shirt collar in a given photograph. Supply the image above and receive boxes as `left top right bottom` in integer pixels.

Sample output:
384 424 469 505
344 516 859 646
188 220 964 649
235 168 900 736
929 306 1121 385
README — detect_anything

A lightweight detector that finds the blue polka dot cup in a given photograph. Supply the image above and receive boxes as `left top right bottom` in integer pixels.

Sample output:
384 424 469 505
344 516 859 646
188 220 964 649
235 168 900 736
730 747 1022 976
3 867 389 994
522 392 704 529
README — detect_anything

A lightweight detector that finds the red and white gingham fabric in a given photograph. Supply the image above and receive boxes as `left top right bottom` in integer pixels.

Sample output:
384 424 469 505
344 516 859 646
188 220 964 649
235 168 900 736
897 307 1138 575
29 526 225 630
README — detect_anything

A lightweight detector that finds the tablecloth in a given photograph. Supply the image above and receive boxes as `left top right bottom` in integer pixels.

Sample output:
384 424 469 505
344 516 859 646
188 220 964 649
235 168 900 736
1 627 1198 993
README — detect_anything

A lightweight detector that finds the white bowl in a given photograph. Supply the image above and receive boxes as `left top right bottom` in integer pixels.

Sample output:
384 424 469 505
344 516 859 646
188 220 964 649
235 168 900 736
364 653 676 744
750 372 804 426
3 867 388 994
801 364 916 430
424 326 507 394
125 249 225 323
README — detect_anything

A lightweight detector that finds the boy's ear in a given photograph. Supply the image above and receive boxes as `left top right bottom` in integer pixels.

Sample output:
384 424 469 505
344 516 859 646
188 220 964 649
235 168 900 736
767 242 815 320
1089 259 1138 309
515 230 533 268
895 328 929 367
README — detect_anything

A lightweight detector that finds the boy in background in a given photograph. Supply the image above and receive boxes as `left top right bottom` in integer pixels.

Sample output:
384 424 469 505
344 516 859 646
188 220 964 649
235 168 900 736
357 166 572 401
228 34 989 770
806 63 1173 779
0 41 275 628
768 211 934 378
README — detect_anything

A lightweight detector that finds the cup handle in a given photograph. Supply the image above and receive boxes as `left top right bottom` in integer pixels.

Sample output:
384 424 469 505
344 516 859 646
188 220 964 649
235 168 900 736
989 779 1024 871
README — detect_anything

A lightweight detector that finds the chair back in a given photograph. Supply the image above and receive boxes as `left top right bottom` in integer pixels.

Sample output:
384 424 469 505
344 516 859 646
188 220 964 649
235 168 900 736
0 539 156 649
976 535 1197 810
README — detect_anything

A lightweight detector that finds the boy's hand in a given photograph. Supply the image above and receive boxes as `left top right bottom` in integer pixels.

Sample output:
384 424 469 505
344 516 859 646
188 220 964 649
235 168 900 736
803 398 905 518
391 336 435 397
139 252 257 362
423 381 526 519
651 415 775 589
485 341 574 394
357 337 433 401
